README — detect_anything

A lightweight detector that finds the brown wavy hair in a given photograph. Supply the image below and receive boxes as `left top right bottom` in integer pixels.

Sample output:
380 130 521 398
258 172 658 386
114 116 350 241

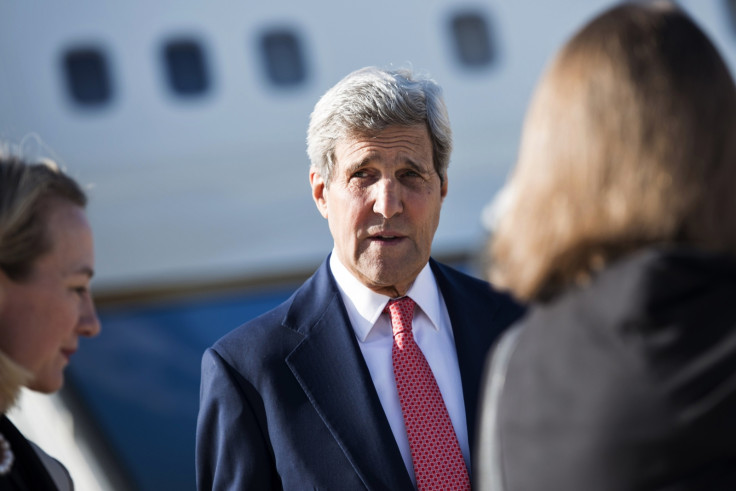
490 2 736 301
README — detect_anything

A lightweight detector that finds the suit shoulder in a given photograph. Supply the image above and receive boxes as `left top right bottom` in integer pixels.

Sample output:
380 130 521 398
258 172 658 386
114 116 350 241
430 259 487 287
431 259 525 318
431 259 518 297
216 298 289 341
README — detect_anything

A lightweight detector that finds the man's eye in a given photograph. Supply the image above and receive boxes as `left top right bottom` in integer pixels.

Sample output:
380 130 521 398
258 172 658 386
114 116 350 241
351 170 369 178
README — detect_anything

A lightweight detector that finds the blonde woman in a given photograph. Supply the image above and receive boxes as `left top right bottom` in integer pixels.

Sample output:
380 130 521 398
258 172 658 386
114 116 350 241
0 156 100 490
478 2 736 490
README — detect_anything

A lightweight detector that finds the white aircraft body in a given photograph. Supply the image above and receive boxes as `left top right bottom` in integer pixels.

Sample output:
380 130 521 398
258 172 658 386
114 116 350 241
0 1 733 489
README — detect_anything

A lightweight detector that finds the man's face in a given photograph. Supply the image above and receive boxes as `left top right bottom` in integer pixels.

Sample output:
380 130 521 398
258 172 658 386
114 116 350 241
310 124 447 298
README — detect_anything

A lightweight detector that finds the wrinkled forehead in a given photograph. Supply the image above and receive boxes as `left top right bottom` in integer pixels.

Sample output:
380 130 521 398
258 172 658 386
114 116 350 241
336 123 432 158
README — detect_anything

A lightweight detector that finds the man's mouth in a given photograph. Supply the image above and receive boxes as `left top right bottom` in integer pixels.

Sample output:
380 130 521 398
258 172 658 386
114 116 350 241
370 234 404 243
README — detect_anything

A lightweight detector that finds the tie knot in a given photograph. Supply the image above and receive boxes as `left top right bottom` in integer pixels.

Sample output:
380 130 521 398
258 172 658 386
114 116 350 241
385 297 416 336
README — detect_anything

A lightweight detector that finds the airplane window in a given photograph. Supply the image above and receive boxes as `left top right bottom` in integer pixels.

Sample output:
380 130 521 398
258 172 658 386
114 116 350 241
63 48 112 106
260 29 307 86
449 11 496 68
163 39 209 96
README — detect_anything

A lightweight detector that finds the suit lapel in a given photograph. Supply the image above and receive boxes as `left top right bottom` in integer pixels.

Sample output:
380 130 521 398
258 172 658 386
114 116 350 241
430 260 505 455
284 260 413 490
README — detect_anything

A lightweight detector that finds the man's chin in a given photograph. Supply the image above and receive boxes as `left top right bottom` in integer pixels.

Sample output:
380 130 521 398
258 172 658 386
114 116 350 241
361 267 422 296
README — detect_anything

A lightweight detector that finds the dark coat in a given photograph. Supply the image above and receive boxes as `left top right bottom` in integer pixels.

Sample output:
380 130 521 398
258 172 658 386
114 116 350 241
0 415 73 491
196 256 523 490
478 247 736 491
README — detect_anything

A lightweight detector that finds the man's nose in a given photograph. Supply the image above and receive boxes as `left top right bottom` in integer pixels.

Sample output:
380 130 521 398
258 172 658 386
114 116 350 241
372 177 403 219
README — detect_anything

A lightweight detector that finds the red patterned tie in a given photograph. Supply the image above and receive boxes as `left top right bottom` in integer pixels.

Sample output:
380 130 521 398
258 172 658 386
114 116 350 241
385 297 471 491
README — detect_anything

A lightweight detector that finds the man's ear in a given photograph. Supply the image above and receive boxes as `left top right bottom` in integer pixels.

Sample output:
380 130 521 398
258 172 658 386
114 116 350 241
440 175 448 200
310 168 328 219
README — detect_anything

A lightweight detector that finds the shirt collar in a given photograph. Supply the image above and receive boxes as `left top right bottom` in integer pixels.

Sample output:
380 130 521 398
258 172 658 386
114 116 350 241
329 250 442 342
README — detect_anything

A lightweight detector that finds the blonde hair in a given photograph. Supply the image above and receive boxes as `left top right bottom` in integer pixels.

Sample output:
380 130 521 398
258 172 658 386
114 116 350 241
0 156 87 280
0 351 31 413
490 2 736 301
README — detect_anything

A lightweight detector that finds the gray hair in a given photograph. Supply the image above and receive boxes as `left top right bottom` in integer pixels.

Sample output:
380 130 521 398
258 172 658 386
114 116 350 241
306 66 452 185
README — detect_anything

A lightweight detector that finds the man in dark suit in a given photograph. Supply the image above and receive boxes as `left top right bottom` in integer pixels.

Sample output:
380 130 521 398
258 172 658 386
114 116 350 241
196 66 524 490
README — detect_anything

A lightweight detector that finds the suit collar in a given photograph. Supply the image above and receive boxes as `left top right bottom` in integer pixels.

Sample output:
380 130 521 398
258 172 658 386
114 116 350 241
284 258 414 490
430 259 508 458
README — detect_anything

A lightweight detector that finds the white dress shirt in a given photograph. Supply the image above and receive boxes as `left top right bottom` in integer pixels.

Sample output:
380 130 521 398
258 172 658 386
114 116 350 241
329 252 470 484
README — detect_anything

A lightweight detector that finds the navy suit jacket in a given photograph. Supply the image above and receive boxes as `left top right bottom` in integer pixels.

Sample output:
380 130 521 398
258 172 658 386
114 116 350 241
196 257 524 490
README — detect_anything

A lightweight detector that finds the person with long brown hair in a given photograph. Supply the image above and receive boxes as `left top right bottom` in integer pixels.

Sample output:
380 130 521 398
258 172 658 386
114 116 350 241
478 2 736 489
